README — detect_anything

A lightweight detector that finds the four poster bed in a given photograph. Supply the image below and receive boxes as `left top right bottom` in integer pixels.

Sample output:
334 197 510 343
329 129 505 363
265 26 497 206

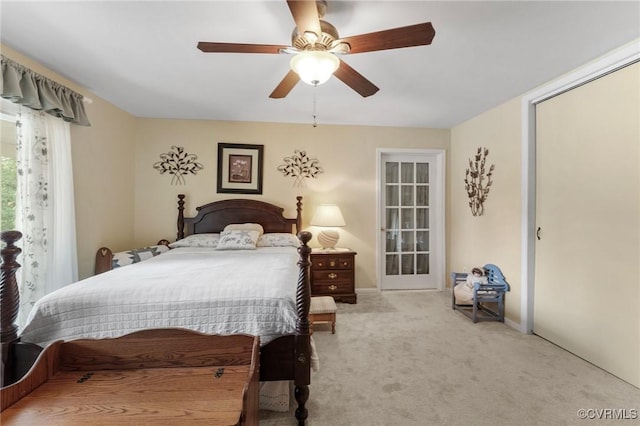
0 195 313 425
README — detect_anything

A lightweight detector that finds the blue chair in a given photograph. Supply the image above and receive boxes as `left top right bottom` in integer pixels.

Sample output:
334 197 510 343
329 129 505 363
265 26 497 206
451 264 510 323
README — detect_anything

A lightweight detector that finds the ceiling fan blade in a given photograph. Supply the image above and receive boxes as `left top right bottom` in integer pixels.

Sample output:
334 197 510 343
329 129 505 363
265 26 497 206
287 0 321 37
197 42 288 54
333 60 379 97
269 70 300 98
340 22 435 54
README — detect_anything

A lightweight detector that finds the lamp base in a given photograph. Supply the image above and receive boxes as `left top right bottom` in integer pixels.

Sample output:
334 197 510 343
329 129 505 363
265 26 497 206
317 229 340 249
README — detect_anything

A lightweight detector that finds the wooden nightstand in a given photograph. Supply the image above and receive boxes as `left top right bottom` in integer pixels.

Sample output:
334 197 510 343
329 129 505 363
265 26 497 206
310 248 357 304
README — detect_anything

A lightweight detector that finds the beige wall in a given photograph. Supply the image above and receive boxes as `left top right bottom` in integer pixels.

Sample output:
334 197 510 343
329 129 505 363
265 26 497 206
1 45 137 279
450 98 522 325
133 119 449 288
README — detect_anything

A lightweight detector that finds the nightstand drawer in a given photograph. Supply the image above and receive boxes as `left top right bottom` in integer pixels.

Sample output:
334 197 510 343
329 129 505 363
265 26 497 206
312 256 353 270
312 281 352 295
312 270 352 281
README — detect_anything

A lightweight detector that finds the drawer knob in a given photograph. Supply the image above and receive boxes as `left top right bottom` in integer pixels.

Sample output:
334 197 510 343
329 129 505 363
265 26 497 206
328 273 338 279
329 261 336 267
329 284 338 291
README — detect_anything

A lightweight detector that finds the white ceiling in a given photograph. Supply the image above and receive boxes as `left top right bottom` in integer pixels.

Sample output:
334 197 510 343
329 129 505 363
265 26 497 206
1 1 638 129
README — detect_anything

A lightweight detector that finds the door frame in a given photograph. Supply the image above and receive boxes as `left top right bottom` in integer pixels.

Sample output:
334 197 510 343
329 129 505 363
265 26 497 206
520 40 640 334
375 148 446 291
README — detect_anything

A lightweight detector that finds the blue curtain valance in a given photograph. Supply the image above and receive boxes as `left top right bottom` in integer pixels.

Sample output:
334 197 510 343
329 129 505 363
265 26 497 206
1 54 90 126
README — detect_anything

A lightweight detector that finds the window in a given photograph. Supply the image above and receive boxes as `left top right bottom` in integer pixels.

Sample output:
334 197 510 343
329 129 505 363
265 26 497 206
1 111 17 231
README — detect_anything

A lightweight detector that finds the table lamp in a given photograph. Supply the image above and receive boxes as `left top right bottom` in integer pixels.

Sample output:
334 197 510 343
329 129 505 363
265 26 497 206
311 204 346 249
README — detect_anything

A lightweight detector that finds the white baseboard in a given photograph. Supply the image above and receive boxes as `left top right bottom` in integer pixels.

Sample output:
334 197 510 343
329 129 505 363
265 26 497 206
355 287 379 294
505 316 519 331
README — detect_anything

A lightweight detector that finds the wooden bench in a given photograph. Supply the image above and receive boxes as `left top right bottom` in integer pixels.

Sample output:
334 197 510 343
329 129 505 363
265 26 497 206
1 329 259 425
309 296 337 334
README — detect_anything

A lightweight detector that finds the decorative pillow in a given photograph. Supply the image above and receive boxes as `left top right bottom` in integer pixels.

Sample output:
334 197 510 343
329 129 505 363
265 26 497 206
169 233 221 248
257 233 300 247
112 245 169 269
224 223 264 236
216 230 260 250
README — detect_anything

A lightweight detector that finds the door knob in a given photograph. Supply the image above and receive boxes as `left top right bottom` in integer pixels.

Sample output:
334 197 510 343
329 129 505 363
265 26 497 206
536 227 542 240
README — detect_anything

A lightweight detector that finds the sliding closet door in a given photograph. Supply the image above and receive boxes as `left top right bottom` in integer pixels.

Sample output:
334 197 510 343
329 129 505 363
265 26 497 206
534 62 639 387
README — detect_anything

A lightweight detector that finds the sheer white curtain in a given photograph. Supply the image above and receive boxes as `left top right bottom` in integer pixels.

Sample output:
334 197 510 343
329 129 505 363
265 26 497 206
15 106 78 326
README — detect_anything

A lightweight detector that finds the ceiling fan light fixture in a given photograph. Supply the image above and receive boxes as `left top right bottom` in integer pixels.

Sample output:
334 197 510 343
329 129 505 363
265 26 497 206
290 50 340 86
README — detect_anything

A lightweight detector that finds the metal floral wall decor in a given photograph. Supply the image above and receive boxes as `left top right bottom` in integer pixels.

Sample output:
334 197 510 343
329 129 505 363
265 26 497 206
153 146 204 185
277 150 323 187
464 147 495 216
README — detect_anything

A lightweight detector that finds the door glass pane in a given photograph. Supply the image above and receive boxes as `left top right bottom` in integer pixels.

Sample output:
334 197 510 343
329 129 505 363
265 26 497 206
401 231 414 252
386 162 399 183
401 162 414 183
416 163 429 183
416 208 429 229
386 254 399 275
417 254 429 274
401 254 414 274
386 185 399 206
386 230 399 252
416 231 429 252
386 208 399 230
401 185 413 206
401 208 414 229
416 186 429 206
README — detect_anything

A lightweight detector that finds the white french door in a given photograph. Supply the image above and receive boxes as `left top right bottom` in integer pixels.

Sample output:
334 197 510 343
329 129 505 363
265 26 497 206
377 150 444 290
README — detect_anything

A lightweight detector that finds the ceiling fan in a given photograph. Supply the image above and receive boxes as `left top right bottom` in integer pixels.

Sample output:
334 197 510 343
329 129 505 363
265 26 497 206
197 0 435 99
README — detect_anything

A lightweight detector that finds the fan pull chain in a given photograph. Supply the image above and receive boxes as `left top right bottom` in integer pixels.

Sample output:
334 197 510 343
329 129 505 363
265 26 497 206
312 83 318 127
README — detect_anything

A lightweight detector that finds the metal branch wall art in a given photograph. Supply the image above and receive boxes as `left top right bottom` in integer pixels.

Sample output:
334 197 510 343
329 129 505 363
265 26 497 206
153 146 204 185
464 147 495 216
277 150 323 187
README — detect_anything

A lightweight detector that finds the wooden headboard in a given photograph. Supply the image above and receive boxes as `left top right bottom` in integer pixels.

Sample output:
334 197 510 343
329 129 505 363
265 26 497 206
176 194 302 241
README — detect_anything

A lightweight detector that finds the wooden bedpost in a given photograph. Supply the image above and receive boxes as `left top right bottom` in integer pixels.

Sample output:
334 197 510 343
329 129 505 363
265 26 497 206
1 231 22 387
295 196 303 234
294 230 312 425
177 194 186 241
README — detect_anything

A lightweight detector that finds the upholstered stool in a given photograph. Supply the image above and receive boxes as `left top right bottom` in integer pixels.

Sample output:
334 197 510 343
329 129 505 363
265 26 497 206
309 296 337 334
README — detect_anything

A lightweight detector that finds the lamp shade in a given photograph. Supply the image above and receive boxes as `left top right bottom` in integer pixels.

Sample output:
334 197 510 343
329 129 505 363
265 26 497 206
290 51 340 86
311 204 346 227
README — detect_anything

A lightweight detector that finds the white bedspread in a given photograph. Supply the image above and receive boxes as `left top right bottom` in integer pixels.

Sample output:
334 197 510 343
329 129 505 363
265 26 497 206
20 247 300 347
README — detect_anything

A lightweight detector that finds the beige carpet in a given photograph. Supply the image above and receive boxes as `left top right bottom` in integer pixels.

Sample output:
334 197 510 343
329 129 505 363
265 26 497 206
260 290 639 425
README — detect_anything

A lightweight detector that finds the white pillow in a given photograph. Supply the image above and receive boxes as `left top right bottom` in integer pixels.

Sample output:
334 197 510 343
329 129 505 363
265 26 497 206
257 233 300 247
224 223 264 236
169 233 220 248
216 230 260 250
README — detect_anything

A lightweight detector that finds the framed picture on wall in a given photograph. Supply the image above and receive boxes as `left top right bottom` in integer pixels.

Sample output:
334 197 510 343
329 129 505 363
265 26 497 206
217 143 264 194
